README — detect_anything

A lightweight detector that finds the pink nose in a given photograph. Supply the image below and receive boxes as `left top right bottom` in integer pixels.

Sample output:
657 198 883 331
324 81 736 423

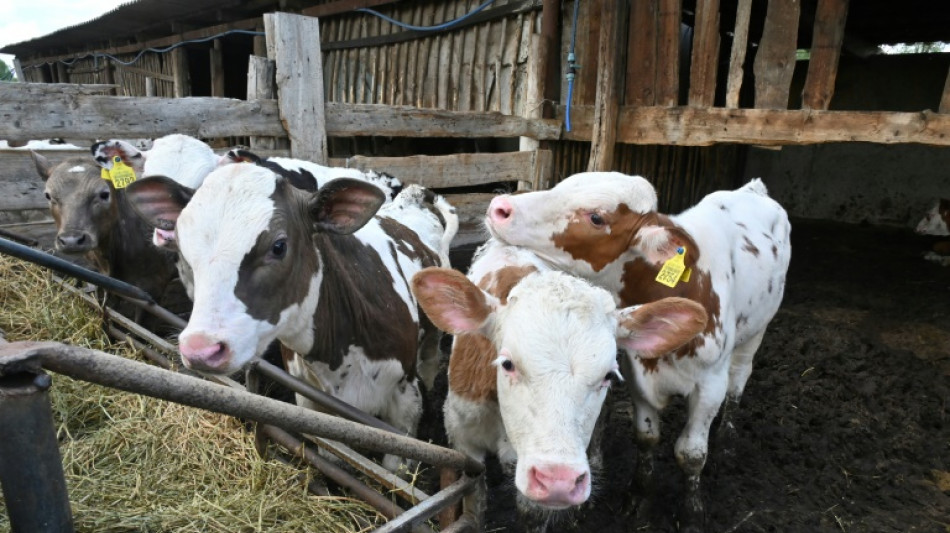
179 332 230 372
488 196 514 225
525 464 590 507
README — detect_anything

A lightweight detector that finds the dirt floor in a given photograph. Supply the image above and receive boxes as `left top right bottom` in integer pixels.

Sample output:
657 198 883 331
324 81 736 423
427 218 950 533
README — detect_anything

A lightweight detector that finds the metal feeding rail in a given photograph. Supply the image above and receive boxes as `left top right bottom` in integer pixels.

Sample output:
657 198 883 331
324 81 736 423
0 238 483 532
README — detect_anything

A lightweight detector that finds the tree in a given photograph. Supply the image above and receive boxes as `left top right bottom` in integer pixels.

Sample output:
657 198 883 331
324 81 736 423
0 60 16 82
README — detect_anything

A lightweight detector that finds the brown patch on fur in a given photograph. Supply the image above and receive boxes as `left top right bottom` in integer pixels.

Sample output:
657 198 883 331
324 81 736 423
742 236 760 257
618 217 721 373
449 334 499 403
552 204 654 272
478 264 538 304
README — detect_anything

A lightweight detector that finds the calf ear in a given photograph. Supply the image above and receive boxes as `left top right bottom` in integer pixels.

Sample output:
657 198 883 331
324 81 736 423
30 151 52 181
124 176 194 231
309 178 386 235
91 139 146 175
615 297 707 359
633 225 694 266
411 267 497 335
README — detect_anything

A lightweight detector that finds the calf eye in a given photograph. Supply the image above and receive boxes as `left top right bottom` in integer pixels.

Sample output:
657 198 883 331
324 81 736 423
270 238 287 259
589 213 605 227
44 192 51 201
98 190 110 201
501 359 515 372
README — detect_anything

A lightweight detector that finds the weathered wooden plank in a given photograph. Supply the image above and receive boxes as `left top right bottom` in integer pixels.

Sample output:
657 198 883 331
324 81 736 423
325 102 562 139
655 0 681 106
562 104 950 146
754 0 801 109
115 65 175 82
2 82 119 96
302 0 401 18
587 0 627 171
0 149 84 213
170 47 190 98
265 12 328 164
0 88 286 140
688 0 720 107
941 66 950 114
724 0 753 108
626 0 658 106
326 150 552 189
802 0 849 111
247 55 287 151
211 39 226 98
442 192 493 247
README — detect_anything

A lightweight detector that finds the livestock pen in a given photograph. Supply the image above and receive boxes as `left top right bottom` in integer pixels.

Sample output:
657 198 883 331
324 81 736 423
2 1 950 532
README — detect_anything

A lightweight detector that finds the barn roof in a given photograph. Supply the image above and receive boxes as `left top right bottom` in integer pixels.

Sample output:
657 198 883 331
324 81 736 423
3 0 950 59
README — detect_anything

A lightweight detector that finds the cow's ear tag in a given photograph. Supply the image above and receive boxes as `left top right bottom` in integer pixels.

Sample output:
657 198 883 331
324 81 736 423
655 246 691 288
101 156 137 189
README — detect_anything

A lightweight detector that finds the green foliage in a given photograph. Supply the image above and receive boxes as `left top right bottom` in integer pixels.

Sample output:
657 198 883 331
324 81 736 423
0 60 15 82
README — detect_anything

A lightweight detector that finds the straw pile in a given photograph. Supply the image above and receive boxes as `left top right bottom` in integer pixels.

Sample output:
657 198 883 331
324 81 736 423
0 255 384 532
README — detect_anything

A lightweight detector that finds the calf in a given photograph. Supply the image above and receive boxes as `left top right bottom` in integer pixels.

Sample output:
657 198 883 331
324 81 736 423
915 198 950 266
485 173 792 530
124 164 457 469
30 153 177 303
410 240 707 529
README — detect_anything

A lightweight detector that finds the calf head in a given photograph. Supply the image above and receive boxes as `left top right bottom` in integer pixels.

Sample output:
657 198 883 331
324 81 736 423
125 164 386 373
412 267 707 509
92 134 219 249
916 198 950 236
486 172 663 275
32 153 118 256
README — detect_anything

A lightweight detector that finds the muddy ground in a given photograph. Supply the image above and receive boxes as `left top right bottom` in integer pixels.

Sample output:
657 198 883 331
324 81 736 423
422 219 950 533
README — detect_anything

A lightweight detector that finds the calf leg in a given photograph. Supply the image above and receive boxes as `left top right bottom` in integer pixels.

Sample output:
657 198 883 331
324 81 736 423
675 379 728 533
630 398 660 517
719 330 765 446
416 320 442 391
381 376 423 473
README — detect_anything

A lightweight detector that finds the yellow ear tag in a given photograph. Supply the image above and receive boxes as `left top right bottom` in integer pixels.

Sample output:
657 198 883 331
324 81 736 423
104 156 137 189
655 246 690 288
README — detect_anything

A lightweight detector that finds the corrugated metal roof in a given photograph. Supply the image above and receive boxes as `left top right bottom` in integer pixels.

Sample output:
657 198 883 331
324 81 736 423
1 0 253 56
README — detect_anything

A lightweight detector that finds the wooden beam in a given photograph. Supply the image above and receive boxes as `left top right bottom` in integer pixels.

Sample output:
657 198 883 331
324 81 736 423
324 102 562 139
211 39 226 98
247 55 288 151
626 0 658 106
327 150 552 190
302 0 400 18
117 65 175 82
724 0 752 108
170 46 190 98
0 86 285 140
588 0 627 171
753 0 801 109
941 65 950 114
540 0 562 118
655 0 681 106
265 12 328 164
2 82 118 96
562 104 950 146
687 0 720 107
801 0 849 110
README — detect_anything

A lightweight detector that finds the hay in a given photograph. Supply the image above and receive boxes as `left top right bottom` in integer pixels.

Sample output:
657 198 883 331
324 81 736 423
0 255 385 532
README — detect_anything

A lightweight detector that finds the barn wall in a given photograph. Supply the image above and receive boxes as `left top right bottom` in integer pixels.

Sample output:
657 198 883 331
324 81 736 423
747 53 950 227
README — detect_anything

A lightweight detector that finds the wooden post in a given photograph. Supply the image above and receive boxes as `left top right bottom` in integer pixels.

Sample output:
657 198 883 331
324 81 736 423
754 0 801 109
687 0 720 107
265 12 327 164
171 47 191 98
588 0 627 172
941 66 950 114
724 0 752 108
247 55 288 151
211 39 225 98
12 59 25 82
101 59 117 96
253 23 268 57
519 36 543 190
626 0 658 107
655 0 681 106
801 0 849 110
540 0 562 119
145 77 156 97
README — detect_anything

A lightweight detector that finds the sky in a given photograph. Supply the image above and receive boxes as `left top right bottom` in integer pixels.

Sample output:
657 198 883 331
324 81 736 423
0 0 130 73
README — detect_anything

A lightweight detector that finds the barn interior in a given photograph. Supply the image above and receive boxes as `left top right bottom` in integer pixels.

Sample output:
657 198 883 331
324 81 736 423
0 1 949 532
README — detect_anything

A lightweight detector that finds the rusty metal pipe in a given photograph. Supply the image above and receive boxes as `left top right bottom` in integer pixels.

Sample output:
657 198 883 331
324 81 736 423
253 359 403 435
0 370 74 533
0 341 484 476
373 475 477 533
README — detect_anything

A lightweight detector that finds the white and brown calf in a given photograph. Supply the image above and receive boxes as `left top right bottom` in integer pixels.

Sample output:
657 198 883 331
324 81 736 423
124 163 457 469
485 173 792 529
915 198 950 266
411 239 707 528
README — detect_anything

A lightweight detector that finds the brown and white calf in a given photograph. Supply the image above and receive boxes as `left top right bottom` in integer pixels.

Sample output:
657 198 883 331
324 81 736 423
411 239 707 527
30 152 177 301
484 172 792 529
915 198 950 266
125 163 457 469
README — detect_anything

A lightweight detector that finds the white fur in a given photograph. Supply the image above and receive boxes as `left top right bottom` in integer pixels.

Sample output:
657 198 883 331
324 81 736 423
916 200 949 236
67 165 87 173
